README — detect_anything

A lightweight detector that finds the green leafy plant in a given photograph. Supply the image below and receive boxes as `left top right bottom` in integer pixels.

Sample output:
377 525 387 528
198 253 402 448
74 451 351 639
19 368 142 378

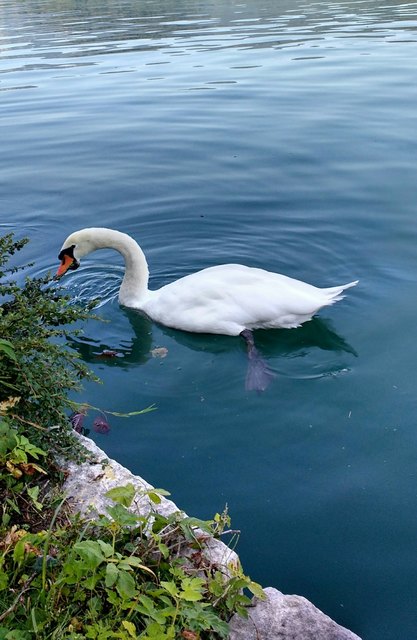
0 233 97 435
0 483 263 639
0 418 48 528
0 419 46 478
0 339 17 363
0 233 103 533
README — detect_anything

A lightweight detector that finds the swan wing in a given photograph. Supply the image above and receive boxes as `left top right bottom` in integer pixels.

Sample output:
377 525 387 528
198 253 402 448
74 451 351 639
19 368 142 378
141 265 356 335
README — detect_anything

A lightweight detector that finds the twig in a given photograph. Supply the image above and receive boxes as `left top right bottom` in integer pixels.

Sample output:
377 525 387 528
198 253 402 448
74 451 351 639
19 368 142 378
0 573 37 623
217 529 241 537
9 413 48 431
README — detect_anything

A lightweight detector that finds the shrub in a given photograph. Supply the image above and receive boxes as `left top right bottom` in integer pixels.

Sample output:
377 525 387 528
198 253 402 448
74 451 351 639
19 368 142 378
0 232 96 451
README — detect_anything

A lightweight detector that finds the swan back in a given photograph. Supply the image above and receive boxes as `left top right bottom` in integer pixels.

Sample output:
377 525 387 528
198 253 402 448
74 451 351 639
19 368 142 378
142 264 358 335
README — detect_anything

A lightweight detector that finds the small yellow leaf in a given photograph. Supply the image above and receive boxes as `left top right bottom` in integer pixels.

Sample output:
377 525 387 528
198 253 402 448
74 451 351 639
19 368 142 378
103 465 116 480
121 620 137 637
5 460 23 479
0 396 21 414
0 526 26 549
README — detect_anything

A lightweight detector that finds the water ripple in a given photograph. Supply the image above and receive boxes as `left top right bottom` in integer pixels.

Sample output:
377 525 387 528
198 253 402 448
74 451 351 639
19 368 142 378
58 265 122 308
2 0 417 83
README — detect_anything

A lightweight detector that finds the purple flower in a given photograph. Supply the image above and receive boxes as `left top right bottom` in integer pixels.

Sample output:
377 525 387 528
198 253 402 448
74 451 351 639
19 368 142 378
93 414 110 434
69 411 85 433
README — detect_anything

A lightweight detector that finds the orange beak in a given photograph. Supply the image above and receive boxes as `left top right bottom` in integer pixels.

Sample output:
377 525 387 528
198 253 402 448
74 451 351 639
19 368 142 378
56 254 74 277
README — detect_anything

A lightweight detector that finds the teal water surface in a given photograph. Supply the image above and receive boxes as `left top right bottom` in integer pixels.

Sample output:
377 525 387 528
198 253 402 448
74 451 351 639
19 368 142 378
2 1 417 638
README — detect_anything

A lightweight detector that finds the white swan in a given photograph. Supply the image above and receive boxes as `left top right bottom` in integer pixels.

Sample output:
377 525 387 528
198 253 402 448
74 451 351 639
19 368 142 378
57 227 358 390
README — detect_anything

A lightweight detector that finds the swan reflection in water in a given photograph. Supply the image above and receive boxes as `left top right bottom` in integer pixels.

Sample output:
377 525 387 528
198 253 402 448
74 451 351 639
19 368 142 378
69 309 357 390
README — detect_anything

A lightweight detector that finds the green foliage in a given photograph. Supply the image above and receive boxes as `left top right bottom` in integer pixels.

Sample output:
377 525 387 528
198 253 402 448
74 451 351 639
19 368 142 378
0 418 48 528
0 232 101 530
0 340 17 362
0 483 264 639
0 232 97 438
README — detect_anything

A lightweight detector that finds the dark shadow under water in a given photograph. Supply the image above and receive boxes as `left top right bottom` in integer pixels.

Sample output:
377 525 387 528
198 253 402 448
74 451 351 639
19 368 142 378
69 307 357 385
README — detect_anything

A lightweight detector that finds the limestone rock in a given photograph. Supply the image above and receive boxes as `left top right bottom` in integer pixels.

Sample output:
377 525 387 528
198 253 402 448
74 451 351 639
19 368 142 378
60 433 238 573
229 587 362 640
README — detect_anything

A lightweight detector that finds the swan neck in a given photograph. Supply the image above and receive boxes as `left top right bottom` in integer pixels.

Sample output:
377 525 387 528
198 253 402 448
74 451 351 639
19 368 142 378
92 229 149 306
118 235 149 306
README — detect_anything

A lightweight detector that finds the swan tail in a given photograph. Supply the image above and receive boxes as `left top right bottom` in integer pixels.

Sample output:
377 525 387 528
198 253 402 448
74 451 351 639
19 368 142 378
322 280 359 304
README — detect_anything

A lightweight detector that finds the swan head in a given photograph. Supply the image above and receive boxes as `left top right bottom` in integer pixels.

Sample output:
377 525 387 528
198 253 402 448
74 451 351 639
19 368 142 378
56 228 114 277
56 228 149 306
56 229 99 276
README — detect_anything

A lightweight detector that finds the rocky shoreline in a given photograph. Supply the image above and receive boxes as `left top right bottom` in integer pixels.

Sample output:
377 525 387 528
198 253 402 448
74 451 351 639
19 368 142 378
61 434 362 640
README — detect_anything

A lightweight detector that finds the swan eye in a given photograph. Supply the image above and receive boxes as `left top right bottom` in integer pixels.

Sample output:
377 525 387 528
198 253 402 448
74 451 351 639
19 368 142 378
58 244 76 262
57 244 79 276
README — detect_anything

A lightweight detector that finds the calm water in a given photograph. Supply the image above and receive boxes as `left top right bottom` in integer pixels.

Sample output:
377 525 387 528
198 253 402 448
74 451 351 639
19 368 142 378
2 0 417 637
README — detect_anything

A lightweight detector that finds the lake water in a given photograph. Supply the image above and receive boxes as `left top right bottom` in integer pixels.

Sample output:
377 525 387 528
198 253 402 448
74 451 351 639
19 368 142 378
2 0 417 637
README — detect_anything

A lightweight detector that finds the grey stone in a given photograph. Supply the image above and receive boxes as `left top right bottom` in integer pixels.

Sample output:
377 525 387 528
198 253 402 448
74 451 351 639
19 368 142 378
60 433 239 573
229 587 362 640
